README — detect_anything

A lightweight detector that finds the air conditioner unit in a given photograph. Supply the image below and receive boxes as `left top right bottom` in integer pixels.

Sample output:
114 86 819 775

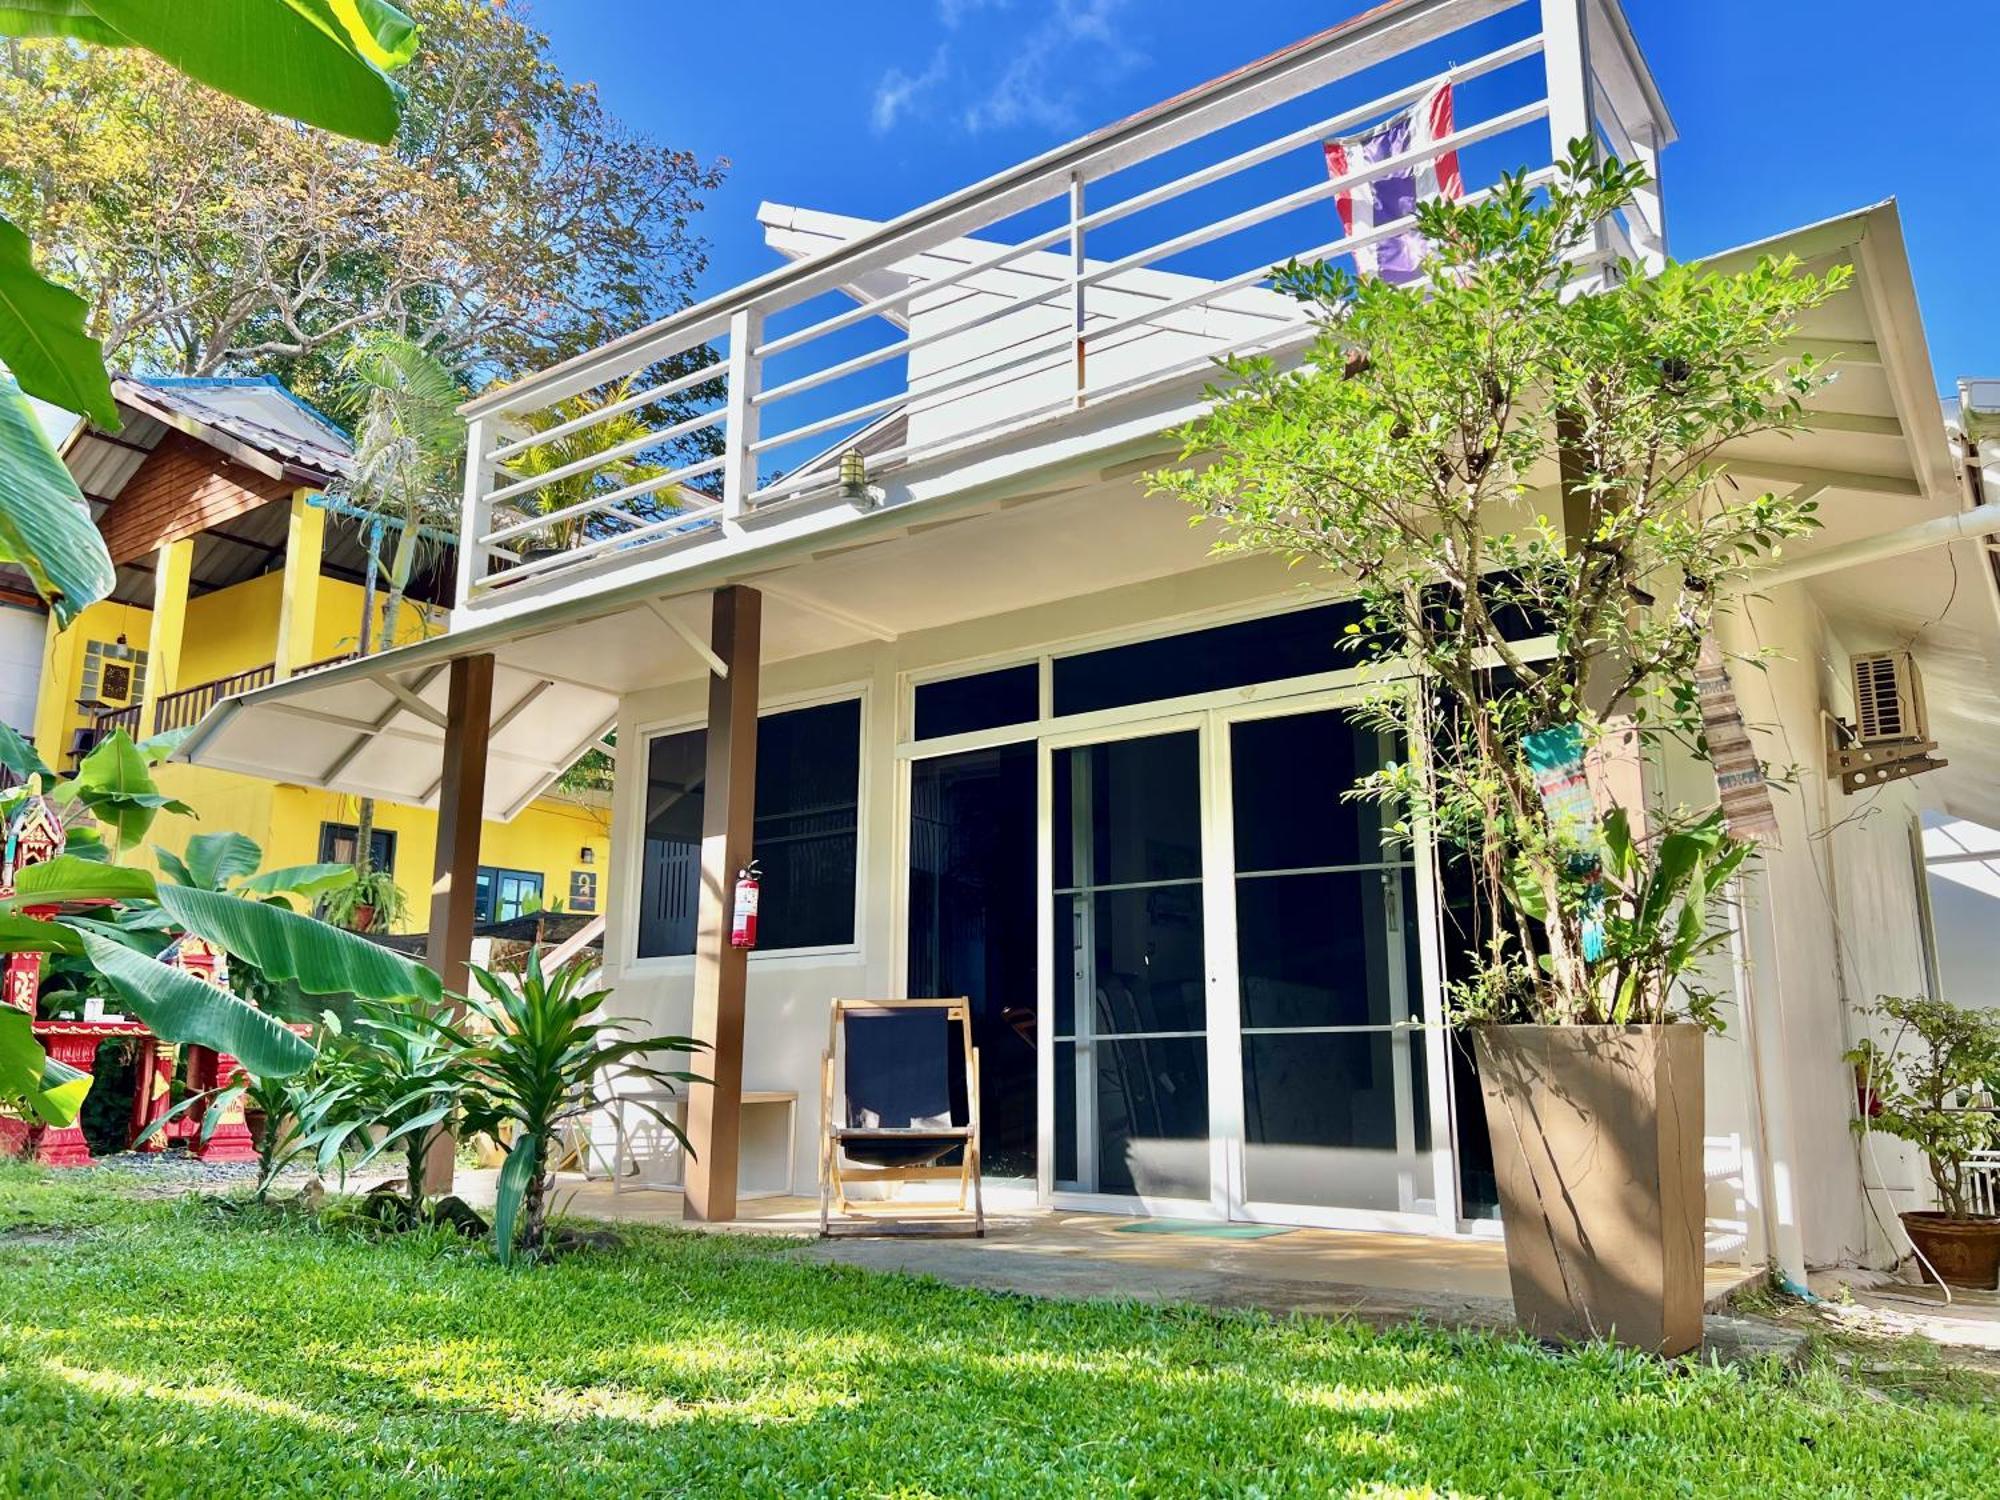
1851 649 1928 745
1830 650 1944 794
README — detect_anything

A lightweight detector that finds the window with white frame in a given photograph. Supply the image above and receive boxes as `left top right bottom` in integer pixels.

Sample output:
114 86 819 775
637 697 861 957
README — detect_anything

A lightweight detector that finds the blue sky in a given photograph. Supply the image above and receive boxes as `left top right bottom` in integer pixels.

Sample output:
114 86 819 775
536 0 1999 398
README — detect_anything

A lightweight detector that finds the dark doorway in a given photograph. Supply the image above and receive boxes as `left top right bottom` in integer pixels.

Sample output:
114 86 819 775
907 742 1038 1178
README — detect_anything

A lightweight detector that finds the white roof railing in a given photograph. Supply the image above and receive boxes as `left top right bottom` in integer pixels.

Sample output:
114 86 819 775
453 0 1671 617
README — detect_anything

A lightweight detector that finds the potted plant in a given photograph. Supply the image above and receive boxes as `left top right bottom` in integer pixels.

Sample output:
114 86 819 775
1850 996 2000 1289
1157 147 1848 1354
323 866 408 934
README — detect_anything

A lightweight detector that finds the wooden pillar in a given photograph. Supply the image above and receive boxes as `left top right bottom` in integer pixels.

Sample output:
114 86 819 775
683 585 760 1223
140 537 194 739
274 489 326 680
422 651 494 1193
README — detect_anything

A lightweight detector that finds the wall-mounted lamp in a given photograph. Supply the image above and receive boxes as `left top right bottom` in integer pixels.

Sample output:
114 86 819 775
839 448 868 500
579 847 595 865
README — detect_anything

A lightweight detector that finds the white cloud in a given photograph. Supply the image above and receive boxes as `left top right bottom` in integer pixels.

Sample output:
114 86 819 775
938 0 1010 25
871 45 951 135
960 0 1145 136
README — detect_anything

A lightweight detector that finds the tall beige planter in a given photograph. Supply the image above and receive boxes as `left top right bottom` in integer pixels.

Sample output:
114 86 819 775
1472 1024 1706 1357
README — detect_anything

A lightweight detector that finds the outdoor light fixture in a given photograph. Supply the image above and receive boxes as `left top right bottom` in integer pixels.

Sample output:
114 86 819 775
840 447 869 498
106 634 131 661
579 847 595 865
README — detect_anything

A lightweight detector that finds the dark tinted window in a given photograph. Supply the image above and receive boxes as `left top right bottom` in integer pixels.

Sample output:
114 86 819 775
1052 600 1367 717
637 699 861 956
913 662 1039 741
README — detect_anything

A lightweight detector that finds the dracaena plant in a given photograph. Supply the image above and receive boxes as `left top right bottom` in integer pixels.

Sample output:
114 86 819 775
1153 143 1850 1028
448 951 705 1264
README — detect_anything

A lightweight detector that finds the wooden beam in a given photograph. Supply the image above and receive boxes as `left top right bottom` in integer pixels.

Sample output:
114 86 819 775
422 652 494 1194
684 585 760 1224
1720 459 1923 498
382 674 451 729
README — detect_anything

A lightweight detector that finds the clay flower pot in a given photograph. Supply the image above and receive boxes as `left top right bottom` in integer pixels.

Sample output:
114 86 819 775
1473 1023 1706 1357
1901 1211 2000 1290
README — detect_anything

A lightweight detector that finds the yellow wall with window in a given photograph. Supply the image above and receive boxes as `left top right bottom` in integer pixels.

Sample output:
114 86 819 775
33 564 607 935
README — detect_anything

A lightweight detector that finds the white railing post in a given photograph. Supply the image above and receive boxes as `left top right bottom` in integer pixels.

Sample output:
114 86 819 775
1069 171 1087 408
722 307 763 535
1627 124 1667 267
1539 0 1603 261
455 414 494 614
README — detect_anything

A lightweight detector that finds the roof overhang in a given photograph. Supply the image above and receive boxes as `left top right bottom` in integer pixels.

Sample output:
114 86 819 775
177 651 617 823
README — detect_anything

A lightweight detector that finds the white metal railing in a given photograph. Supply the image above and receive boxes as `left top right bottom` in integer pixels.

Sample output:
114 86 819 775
454 0 1671 611
1969 1150 2000 1217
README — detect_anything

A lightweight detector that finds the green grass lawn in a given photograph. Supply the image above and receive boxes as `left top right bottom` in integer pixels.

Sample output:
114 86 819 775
0 1164 1991 1498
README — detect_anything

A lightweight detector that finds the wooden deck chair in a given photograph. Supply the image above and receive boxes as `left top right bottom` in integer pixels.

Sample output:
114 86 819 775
820 998 984 1237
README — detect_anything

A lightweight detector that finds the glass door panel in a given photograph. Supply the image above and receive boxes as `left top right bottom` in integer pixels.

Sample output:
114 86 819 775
1229 709 1434 1216
1052 731 1209 1199
907 743 1039 1178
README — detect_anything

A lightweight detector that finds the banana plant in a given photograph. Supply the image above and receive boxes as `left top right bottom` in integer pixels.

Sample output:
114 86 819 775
0 0 417 626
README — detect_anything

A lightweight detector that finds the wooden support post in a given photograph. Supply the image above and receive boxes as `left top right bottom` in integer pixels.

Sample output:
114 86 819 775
140 537 194 739
422 651 494 1194
683 585 760 1224
274 489 326 679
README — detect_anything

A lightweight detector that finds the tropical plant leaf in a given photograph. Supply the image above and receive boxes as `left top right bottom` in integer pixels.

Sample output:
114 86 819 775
493 1132 538 1267
0 214 117 426
70 729 192 849
236 862 357 900
81 928 315 1076
0 719 51 782
0 380 116 626
0 2 121 44
152 846 196 889
0 913 82 953
0 1002 90 1126
74 0 413 145
158 883 442 1005
182 831 263 891
5 853 156 907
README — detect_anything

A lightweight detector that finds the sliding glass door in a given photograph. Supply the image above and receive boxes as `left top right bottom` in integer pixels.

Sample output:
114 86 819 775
1050 727 1211 1203
1221 706 1437 1223
1031 699 1449 1229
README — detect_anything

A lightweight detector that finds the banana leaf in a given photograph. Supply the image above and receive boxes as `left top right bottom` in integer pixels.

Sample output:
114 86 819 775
0 1003 90 1126
181 831 263 891
0 2 120 44
81 929 315 1077
0 215 116 426
0 380 115 626
63 0 415 145
236 863 358 900
3 854 156 908
158 884 442 1005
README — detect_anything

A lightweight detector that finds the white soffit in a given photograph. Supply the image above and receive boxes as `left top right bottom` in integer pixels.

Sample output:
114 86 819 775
177 651 617 824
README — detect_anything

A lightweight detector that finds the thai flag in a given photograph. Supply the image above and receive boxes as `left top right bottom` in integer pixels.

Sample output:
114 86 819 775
1322 83 1463 284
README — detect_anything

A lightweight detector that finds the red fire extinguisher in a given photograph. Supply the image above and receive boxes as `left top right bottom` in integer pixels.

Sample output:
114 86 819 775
730 860 761 950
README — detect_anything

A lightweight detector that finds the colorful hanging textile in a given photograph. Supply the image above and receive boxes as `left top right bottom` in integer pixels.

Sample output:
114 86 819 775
1322 82 1463 284
1522 722 1608 963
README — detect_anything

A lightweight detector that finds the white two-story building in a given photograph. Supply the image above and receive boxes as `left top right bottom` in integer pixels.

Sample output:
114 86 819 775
181 0 2000 1281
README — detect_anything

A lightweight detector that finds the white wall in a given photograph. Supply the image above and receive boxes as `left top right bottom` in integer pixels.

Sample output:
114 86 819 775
0 603 44 734
1718 584 1935 1270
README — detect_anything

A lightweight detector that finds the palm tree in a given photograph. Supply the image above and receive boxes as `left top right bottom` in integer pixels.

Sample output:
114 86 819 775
336 332 465 882
506 379 683 555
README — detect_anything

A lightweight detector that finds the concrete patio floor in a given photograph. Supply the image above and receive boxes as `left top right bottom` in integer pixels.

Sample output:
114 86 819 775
453 1168 1762 1335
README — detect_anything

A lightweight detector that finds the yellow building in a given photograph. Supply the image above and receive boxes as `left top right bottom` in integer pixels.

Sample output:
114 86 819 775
33 375 608 931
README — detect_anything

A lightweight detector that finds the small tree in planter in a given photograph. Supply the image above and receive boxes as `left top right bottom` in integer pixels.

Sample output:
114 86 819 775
1850 996 2000 1288
1155 146 1848 1354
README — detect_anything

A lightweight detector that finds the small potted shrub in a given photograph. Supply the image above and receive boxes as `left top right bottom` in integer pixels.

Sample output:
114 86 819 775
323 866 408 934
1851 995 2000 1288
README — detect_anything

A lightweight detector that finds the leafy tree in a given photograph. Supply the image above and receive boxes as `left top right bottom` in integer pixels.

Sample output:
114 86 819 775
0 0 726 415
0 0 417 625
1154 147 1849 1027
1849 996 2000 1221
